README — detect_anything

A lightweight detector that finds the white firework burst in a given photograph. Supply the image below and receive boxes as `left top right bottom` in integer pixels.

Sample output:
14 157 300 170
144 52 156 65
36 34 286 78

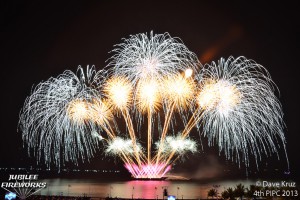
157 135 197 155
105 137 142 155
19 66 106 167
196 56 287 168
108 31 200 85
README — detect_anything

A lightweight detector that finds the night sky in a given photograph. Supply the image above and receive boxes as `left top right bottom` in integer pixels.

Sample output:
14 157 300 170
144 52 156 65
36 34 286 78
1 1 299 181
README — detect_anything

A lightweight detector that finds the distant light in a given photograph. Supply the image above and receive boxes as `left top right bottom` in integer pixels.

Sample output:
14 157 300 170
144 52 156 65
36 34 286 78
168 196 176 200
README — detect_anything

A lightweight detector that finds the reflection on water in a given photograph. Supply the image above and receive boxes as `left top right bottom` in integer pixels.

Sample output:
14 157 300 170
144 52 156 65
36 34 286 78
41 179 254 199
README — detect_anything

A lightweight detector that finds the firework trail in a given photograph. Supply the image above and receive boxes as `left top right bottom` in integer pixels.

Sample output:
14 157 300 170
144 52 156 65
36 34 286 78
19 32 288 178
109 32 201 166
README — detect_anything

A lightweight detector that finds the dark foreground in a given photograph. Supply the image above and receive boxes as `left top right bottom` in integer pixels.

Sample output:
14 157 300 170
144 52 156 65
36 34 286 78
23 195 268 200
25 195 218 200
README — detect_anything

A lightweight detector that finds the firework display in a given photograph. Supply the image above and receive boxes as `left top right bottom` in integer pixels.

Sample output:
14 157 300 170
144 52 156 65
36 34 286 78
19 32 288 179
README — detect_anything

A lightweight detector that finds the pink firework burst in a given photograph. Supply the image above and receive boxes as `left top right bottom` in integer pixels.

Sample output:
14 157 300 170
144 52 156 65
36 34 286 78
125 163 171 179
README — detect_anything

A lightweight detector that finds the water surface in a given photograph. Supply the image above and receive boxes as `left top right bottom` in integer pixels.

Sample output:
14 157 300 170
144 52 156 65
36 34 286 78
41 178 255 199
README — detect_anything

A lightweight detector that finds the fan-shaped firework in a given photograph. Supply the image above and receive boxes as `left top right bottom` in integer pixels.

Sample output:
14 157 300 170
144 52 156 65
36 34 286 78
19 32 288 179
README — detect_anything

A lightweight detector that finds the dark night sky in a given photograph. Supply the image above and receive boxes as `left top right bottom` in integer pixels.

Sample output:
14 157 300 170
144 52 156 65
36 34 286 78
1 1 299 180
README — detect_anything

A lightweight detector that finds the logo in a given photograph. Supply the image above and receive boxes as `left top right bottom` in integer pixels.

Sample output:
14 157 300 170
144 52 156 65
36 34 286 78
1 174 47 199
5 192 16 200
